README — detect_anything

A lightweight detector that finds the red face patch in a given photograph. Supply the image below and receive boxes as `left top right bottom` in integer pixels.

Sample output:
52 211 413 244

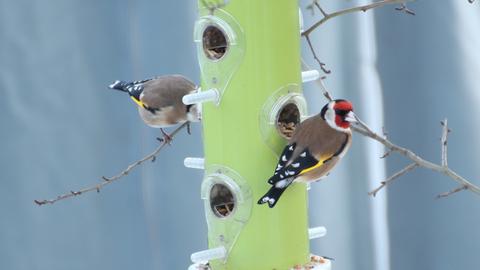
335 115 350 129
333 100 353 111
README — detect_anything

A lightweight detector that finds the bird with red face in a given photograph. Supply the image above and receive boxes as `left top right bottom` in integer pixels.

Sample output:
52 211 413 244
258 99 356 208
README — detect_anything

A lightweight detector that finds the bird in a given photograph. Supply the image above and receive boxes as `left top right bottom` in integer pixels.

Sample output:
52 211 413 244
108 74 200 140
258 99 357 208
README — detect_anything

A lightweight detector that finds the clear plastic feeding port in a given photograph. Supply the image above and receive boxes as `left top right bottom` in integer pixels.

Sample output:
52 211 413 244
194 10 245 100
259 84 308 154
203 25 228 60
201 165 253 260
210 183 236 218
276 102 301 140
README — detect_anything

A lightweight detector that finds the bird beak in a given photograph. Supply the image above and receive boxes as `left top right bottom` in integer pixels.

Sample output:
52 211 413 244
344 111 358 123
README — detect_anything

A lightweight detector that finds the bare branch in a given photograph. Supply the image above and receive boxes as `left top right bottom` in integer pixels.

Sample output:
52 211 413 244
302 0 414 37
304 34 331 74
369 163 418 197
350 116 480 197
436 185 468 199
314 1 329 17
301 0 415 74
441 119 449 167
34 122 190 206
306 0 328 17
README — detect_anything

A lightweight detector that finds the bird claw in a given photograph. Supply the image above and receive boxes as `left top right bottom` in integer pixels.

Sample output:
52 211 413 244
156 136 172 145
157 128 173 144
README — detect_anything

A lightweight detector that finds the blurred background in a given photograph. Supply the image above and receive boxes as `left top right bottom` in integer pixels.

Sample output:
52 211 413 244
1 0 479 269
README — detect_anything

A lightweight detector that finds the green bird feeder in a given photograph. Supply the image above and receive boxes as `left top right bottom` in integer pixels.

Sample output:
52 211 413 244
182 1 331 269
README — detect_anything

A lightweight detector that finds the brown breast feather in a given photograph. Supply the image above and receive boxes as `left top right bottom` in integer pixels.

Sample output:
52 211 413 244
140 75 196 110
289 114 352 181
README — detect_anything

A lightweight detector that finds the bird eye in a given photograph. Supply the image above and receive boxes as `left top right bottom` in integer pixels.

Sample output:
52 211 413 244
335 109 348 116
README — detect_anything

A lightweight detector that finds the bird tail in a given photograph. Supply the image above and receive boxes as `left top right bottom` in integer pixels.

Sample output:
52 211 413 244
108 80 132 92
257 184 289 208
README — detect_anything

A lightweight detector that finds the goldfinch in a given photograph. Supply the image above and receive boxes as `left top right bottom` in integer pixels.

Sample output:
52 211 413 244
258 99 356 208
108 75 201 135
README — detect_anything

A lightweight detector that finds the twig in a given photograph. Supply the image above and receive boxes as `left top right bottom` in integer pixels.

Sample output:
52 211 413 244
304 35 331 74
302 1 414 74
314 1 329 17
369 163 418 197
302 0 413 37
441 119 449 167
306 0 328 16
34 122 190 206
351 118 480 197
436 185 468 199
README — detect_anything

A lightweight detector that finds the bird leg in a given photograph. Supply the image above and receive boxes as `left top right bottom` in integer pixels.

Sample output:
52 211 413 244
187 122 191 135
156 128 173 144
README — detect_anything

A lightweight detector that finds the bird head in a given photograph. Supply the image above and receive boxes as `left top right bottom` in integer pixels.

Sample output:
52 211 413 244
186 103 202 122
321 99 356 132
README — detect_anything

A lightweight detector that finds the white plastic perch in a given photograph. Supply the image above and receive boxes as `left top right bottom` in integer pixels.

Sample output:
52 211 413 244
298 8 304 33
308 226 327 240
183 88 219 105
301 70 320 83
184 157 205 170
191 246 227 263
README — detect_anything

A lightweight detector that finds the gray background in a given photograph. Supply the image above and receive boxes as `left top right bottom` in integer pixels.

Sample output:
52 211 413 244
1 1 479 269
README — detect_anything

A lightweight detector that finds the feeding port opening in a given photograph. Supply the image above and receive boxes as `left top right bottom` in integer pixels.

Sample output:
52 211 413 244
210 183 236 218
202 25 228 60
276 103 300 139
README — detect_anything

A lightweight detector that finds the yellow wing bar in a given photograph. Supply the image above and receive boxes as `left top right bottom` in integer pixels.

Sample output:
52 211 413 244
299 156 329 174
130 96 145 108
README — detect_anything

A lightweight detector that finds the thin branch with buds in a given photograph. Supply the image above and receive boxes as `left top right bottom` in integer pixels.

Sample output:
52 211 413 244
34 122 190 206
369 163 418 196
302 0 414 37
302 0 414 74
441 119 449 167
314 1 329 17
304 35 331 74
308 73 480 199
436 185 469 199
306 0 328 18
352 117 480 198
